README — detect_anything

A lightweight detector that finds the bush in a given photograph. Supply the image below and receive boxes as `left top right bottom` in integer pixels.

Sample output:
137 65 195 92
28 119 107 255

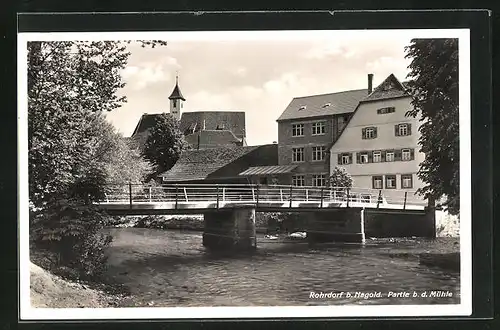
30 197 112 280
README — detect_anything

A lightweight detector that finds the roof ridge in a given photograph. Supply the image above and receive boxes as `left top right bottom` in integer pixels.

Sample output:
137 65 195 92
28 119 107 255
293 88 367 100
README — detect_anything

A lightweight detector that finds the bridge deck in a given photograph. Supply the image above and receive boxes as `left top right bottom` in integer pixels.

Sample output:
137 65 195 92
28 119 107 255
97 184 426 215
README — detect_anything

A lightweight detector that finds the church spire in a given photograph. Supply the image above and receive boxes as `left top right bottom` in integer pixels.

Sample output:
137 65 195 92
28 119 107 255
168 72 186 101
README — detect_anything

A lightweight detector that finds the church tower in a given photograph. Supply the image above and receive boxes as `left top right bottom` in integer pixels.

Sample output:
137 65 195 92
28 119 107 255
168 74 185 121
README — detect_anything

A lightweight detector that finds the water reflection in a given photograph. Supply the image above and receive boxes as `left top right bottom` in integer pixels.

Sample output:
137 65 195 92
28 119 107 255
105 228 460 307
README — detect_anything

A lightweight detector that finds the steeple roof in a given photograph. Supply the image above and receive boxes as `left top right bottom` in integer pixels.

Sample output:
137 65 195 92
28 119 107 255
168 76 186 101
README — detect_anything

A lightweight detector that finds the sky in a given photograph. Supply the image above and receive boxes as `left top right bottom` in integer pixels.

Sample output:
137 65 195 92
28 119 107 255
106 31 416 146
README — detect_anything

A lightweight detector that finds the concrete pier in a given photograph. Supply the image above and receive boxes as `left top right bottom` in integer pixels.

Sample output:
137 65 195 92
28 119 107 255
202 206 257 251
307 208 366 243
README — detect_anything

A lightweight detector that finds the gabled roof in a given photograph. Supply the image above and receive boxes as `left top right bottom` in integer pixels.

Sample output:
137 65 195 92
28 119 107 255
180 111 246 139
276 89 368 121
239 165 297 176
362 74 409 102
168 82 186 101
185 129 241 149
159 145 277 182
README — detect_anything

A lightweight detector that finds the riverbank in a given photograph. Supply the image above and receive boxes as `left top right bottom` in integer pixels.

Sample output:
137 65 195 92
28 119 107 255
30 262 125 308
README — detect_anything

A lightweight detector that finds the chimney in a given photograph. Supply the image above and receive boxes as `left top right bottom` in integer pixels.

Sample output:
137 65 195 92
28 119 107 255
368 74 374 94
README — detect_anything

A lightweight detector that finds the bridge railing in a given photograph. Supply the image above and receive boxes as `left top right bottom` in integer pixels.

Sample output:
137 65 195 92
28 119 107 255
100 183 426 209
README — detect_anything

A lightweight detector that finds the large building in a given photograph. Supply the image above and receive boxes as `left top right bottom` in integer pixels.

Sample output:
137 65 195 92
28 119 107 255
329 74 425 203
275 73 425 203
275 82 369 186
131 76 246 150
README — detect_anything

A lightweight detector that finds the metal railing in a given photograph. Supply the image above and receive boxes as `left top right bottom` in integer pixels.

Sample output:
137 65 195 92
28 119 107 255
99 183 426 210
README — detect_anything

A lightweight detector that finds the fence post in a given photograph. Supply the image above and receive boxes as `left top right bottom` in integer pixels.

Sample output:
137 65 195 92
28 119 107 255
256 184 260 208
128 183 132 209
251 186 255 201
175 185 179 209
403 191 408 210
222 187 226 202
346 188 350 208
289 185 293 208
280 189 283 202
216 185 220 209
306 189 309 201
320 186 324 208
183 187 188 202
377 190 382 209
149 186 152 202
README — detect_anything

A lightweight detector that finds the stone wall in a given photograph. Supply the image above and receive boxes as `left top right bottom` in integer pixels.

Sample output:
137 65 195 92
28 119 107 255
307 208 365 243
203 207 256 250
363 209 435 238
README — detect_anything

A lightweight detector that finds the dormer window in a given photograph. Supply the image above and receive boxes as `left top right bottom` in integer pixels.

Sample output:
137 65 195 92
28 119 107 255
322 103 331 108
298 105 307 111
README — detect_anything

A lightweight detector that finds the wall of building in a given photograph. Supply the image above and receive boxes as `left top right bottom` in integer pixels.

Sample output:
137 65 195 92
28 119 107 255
278 114 349 185
329 96 425 202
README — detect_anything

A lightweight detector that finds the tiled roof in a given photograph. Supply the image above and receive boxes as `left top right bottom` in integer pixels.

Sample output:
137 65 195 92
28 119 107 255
180 111 246 139
131 114 162 136
159 146 260 181
276 89 368 121
185 129 241 149
168 83 186 100
362 74 409 102
159 144 278 182
239 165 297 176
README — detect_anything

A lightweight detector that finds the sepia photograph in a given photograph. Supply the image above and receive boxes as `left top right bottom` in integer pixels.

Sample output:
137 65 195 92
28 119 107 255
18 28 471 320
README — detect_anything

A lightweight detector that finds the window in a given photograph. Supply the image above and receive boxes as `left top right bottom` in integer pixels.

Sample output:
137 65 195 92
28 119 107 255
299 105 307 111
386 151 395 162
362 127 377 139
402 149 411 161
401 174 413 188
377 107 395 114
292 175 305 187
372 176 383 189
292 148 305 162
385 175 397 189
339 153 352 165
395 123 412 136
312 146 326 161
359 153 368 164
373 151 381 163
312 174 327 187
312 121 326 135
292 123 304 137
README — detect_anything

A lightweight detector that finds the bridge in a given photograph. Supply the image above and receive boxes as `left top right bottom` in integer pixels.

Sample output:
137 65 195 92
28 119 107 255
97 184 433 251
98 183 426 214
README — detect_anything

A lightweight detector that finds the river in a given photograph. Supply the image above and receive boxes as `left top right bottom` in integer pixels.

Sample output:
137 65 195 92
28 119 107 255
104 228 460 307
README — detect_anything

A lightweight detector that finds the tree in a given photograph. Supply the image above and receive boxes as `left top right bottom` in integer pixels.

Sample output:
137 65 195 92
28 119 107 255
404 39 459 215
27 40 165 278
328 167 353 189
143 113 189 179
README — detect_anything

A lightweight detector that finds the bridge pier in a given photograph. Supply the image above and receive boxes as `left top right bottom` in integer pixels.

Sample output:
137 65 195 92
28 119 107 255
202 205 257 251
307 208 366 244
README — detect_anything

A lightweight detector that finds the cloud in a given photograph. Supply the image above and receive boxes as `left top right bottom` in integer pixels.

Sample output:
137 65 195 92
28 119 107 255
121 56 182 90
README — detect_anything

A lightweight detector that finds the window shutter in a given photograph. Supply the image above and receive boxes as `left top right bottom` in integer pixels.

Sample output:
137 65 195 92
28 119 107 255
373 127 378 138
395 124 399 136
395 149 402 161
400 175 404 189
349 153 353 164
410 149 415 160
356 152 360 164
361 128 366 139
337 154 341 165
368 151 373 163
372 176 376 189
408 123 412 135
381 150 386 162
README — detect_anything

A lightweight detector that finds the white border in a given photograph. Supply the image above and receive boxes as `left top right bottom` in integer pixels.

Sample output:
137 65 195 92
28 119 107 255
18 29 471 320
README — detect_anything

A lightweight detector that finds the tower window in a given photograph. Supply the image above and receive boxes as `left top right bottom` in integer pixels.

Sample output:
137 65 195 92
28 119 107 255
173 99 177 108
